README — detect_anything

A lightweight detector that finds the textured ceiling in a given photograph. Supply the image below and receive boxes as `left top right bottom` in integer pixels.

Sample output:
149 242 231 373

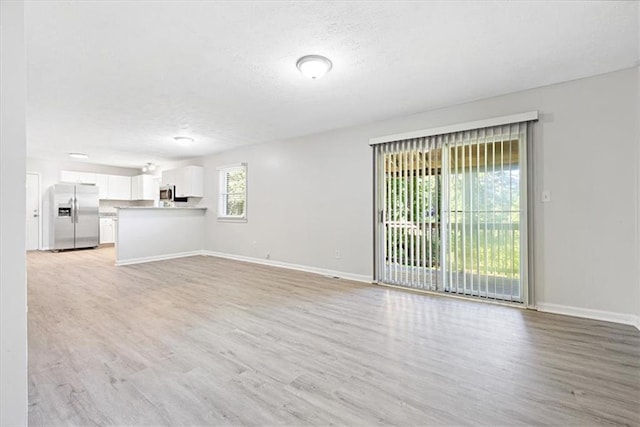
25 1 639 168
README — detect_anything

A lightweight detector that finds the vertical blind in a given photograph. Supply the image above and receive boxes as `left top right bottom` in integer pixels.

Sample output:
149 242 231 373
373 121 531 304
376 136 442 291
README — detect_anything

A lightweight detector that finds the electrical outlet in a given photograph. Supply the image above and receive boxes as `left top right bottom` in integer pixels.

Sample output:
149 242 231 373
266 253 270 260
541 190 551 203
335 250 341 259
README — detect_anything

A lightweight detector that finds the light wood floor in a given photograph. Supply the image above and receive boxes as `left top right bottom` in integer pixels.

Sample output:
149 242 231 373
28 247 640 426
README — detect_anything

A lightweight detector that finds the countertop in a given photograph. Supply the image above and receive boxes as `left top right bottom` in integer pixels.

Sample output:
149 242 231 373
116 207 207 210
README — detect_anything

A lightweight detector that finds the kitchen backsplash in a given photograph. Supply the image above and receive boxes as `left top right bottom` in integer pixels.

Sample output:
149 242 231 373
99 199 154 214
172 198 203 208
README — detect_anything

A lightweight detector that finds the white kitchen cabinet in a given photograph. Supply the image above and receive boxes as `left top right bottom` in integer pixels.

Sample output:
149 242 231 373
95 174 109 199
173 170 188 197
62 171 134 200
131 174 157 200
161 168 177 187
107 175 131 200
162 166 203 197
99 218 115 244
60 170 97 184
179 166 203 198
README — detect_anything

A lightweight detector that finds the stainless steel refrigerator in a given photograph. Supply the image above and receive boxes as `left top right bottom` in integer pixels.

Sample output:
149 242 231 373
49 184 99 250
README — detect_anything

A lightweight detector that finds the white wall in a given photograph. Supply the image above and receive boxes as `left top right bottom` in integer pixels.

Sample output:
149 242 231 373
1 0 28 424
637 64 640 326
116 208 206 264
202 126 372 277
637 4 640 328
636 6 640 326
203 67 639 321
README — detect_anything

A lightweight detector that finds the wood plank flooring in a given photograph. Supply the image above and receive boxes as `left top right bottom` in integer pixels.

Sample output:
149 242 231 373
27 247 640 426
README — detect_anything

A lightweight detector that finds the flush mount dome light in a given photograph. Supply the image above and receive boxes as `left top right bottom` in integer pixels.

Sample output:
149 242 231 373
68 153 88 159
174 136 194 144
296 55 332 79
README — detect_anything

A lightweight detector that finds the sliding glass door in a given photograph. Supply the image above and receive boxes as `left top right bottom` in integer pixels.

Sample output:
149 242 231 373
374 122 530 304
380 138 442 291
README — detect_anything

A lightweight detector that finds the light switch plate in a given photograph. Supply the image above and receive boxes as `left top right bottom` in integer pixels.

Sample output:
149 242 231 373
541 190 551 203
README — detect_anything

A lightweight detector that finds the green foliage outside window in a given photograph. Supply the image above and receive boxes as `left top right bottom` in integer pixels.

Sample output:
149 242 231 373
384 161 520 279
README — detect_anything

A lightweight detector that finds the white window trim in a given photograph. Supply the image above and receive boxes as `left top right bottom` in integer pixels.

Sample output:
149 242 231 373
217 163 247 222
368 111 538 146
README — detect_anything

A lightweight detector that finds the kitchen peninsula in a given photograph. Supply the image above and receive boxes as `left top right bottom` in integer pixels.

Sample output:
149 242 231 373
115 207 207 265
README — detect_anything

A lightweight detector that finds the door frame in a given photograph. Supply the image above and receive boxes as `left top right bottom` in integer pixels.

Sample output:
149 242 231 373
371 122 534 307
26 171 42 250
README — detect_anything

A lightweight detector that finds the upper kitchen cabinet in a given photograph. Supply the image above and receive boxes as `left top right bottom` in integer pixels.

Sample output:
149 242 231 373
161 168 177 188
60 170 97 184
61 170 135 200
131 174 157 200
95 174 109 199
107 175 131 200
162 166 203 198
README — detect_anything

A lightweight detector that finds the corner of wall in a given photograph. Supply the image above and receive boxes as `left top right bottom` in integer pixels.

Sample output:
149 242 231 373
0 0 28 424
636 64 640 325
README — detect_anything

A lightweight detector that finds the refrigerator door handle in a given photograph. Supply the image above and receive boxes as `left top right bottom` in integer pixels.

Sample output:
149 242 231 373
74 197 79 224
69 197 75 224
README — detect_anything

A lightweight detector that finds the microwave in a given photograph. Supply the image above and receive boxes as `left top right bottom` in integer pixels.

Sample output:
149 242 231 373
159 185 174 201
159 185 188 203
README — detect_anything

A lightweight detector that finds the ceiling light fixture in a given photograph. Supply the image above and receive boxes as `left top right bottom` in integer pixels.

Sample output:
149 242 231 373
296 55 332 79
141 162 156 173
173 136 194 144
68 153 88 159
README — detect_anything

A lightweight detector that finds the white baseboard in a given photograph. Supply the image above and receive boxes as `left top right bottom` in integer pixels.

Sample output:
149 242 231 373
115 250 206 266
203 251 373 284
114 250 639 331
537 302 640 330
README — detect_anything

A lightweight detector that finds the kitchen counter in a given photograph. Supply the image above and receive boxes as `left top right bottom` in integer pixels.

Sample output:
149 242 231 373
115 207 207 265
116 207 207 210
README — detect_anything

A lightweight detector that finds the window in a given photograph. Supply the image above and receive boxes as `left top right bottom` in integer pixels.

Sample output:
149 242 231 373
218 164 247 220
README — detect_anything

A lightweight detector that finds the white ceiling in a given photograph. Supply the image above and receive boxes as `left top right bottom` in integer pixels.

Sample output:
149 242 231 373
26 1 639 168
